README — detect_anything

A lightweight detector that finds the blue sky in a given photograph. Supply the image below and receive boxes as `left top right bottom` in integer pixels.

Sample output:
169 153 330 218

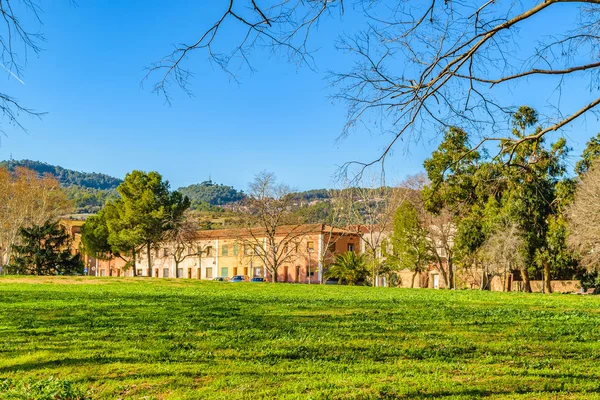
1 1 598 191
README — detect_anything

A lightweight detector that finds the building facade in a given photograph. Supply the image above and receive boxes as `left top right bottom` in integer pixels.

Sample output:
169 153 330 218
85 224 360 284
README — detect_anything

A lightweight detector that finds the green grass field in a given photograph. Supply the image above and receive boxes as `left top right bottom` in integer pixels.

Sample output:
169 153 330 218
1 277 600 399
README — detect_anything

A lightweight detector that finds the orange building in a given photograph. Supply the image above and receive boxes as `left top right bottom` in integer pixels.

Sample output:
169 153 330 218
84 224 360 283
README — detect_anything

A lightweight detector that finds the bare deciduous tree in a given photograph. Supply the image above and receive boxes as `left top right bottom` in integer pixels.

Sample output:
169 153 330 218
161 216 202 274
240 171 305 282
567 161 600 270
0 0 45 134
480 224 525 291
0 167 72 267
149 1 600 167
343 173 406 286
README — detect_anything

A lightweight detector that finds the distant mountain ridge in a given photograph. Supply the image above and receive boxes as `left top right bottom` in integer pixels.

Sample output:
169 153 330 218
0 159 122 190
0 159 341 216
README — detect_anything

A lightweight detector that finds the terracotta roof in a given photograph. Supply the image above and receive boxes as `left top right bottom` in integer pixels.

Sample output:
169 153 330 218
194 224 357 240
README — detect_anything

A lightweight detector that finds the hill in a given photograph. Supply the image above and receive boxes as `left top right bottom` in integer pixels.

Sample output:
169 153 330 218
177 180 246 210
0 159 122 190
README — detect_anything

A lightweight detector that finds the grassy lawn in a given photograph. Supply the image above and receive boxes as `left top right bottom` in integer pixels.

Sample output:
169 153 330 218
1 277 600 399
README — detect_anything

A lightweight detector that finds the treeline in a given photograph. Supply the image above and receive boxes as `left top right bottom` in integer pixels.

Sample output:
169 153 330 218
0 160 122 190
64 187 117 214
387 106 599 292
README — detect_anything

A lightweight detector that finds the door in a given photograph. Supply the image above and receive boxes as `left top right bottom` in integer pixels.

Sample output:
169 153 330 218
433 275 440 289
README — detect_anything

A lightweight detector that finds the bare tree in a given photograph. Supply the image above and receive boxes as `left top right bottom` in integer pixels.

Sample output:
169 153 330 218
161 217 202 275
480 224 525 291
149 1 600 167
343 173 406 286
240 171 305 282
0 167 72 267
423 209 455 289
395 173 457 288
567 161 600 270
0 0 45 135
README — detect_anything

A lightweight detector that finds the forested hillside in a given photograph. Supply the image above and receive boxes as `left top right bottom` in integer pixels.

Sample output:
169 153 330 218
177 180 246 210
0 160 122 190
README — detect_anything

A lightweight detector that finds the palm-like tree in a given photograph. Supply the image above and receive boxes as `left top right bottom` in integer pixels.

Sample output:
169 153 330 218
325 251 369 285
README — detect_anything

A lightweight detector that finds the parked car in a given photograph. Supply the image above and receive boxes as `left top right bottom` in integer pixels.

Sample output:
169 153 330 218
230 275 250 282
251 277 265 283
213 277 228 282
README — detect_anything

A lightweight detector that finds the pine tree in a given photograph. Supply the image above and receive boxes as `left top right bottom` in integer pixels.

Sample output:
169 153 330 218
10 221 84 275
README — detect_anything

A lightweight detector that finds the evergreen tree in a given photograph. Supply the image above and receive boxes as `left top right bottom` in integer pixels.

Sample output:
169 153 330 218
105 171 190 277
9 221 84 275
389 201 432 288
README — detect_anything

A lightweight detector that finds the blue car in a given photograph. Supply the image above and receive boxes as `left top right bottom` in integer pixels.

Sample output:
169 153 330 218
230 275 250 282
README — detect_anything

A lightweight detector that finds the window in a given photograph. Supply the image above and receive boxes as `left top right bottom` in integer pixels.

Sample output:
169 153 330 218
245 245 252 255
100 270 106 277
187 247 194 256
307 241 315 251
222 245 229 256
155 248 159 258
206 267 213 279
163 248 169 257
233 267 238 276
188 268 192 279
284 244 289 254
328 243 336 253
177 268 183 278
163 268 169 278
206 246 212 257
233 244 239 256
307 270 315 277
221 267 228 277
348 243 355 252
244 267 248 276
137 269 142 276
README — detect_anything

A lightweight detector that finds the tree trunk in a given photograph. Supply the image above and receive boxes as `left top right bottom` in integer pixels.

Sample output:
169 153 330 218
504 273 512 292
448 259 454 289
519 266 531 293
271 267 277 283
272 251 278 283
372 256 378 287
543 262 552 294
147 242 152 277
411 271 417 288
480 264 488 290
132 249 137 277
437 259 449 288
